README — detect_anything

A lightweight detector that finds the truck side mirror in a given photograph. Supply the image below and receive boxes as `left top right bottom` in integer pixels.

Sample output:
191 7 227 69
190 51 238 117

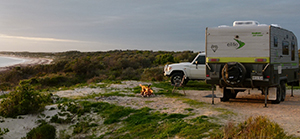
195 61 198 69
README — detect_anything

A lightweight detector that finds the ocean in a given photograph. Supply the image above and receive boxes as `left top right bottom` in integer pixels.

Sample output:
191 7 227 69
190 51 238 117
0 56 26 67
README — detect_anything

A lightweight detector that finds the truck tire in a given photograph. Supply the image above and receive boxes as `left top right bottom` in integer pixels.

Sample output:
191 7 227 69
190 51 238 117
281 82 286 101
171 73 184 86
271 85 282 104
222 62 246 86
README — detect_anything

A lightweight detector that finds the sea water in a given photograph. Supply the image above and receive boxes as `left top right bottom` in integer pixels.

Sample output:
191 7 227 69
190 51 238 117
0 56 26 67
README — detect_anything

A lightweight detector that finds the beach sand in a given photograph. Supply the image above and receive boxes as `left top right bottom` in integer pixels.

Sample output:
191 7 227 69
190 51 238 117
0 55 53 72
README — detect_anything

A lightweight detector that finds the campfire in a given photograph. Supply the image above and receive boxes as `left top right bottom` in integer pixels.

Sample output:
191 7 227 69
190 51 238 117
139 84 154 97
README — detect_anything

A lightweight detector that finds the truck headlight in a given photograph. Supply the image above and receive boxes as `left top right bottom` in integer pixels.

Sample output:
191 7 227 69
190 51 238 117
164 65 172 72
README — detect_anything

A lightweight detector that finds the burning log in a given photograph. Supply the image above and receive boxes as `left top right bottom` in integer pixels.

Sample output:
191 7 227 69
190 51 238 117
139 84 154 97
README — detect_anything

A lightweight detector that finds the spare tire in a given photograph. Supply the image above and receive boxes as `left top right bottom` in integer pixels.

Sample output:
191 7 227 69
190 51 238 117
222 62 246 86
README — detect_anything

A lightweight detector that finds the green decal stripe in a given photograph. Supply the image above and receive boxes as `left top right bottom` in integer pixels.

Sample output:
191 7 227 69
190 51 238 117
234 39 245 49
206 57 270 63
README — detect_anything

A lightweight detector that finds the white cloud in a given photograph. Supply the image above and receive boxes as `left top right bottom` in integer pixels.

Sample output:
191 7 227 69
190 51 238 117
0 34 87 43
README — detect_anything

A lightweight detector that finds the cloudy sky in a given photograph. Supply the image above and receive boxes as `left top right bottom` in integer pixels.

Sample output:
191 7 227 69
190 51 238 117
0 0 300 52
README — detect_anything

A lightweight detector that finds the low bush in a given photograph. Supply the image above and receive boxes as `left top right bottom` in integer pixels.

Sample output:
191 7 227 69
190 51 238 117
73 121 98 134
141 67 166 81
0 82 52 118
0 128 9 136
50 114 73 124
37 73 79 88
217 116 294 139
24 122 56 139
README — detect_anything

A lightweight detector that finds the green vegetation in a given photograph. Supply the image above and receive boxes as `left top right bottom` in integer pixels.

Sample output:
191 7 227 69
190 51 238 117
0 128 9 137
24 122 56 139
55 101 221 139
0 50 198 90
0 94 8 99
0 82 52 118
55 101 296 139
181 98 207 107
218 116 297 139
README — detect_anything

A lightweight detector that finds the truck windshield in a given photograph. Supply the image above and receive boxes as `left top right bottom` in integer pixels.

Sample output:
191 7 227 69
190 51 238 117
193 55 205 64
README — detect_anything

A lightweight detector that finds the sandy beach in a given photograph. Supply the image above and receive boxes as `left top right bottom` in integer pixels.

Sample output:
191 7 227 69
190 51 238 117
0 55 53 72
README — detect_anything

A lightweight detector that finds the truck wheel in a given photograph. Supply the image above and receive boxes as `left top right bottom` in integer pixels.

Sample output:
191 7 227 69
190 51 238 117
271 86 282 104
171 73 184 86
281 82 286 101
220 88 231 102
183 78 189 85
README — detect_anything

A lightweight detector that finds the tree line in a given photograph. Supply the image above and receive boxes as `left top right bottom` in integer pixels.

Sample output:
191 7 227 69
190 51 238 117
0 50 198 90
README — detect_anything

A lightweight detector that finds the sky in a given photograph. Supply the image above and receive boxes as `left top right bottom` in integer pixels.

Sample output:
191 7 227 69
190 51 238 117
0 0 300 52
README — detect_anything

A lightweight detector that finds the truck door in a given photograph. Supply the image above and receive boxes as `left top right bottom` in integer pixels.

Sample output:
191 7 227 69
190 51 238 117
189 55 206 79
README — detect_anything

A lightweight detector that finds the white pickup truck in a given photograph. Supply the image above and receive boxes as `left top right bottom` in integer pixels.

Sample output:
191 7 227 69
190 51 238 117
164 52 206 85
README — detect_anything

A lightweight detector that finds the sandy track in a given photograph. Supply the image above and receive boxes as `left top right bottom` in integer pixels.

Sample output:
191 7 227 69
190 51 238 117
183 89 300 136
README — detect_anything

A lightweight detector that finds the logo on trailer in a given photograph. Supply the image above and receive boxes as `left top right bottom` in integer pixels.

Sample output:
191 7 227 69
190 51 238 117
227 39 245 49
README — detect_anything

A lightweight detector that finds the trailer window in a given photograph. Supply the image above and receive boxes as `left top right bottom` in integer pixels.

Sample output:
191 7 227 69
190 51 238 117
291 41 296 61
274 36 278 47
282 41 289 55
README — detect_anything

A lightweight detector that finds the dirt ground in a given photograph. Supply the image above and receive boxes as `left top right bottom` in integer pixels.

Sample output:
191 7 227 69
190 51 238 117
1 81 300 138
183 89 300 136
99 81 300 136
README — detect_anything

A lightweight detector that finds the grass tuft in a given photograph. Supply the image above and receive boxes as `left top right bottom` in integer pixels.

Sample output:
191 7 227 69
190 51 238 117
216 116 296 139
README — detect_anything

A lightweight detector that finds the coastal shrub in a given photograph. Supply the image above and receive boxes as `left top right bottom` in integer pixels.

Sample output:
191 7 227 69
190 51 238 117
50 114 73 124
73 121 98 134
154 54 176 65
86 74 108 83
0 128 9 136
0 82 12 91
37 73 79 87
25 122 56 139
141 67 165 81
173 51 198 62
0 82 52 117
0 50 204 89
118 67 141 80
218 116 293 139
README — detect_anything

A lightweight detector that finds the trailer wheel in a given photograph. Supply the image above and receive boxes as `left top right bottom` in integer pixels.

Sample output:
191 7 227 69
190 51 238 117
271 85 282 104
280 82 286 101
222 62 246 86
220 88 231 102
231 90 239 99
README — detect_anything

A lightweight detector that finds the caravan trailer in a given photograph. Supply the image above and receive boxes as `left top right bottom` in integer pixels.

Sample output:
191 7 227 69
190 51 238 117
205 21 299 104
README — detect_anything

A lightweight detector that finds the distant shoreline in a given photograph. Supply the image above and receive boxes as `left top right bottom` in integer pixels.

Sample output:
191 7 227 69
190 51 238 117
0 54 53 72
0 56 27 67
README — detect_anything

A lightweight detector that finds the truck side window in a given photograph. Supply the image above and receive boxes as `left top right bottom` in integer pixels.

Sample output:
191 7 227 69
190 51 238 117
291 41 295 61
282 41 289 55
195 56 205 64
274 36 278 47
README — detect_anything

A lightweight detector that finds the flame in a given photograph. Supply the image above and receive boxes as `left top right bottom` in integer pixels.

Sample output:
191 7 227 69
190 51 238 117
139 84 153 97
